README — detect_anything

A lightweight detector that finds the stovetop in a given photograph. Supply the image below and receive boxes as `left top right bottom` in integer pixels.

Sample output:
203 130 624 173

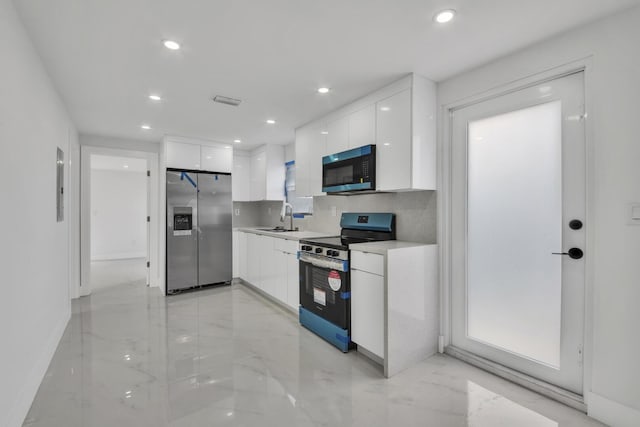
299 236 382 250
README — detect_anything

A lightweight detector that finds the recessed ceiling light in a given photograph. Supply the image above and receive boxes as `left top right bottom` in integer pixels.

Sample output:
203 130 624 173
321 131 329 135
317 87 330 94
233 139 242 143
383 142 391 146
141 124 151 130
266 119 276 124
224 146 231 149
380 106 390 112
163 40 180 50
434 9 456 24
149 94 162 101
123 164 129 168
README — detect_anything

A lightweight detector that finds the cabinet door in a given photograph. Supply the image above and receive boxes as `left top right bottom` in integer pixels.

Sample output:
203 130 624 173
351 268 385 358
349 104 376 149
201 145 232 173
273 250 288 304
232 231 239 277
326 116 349 155
232 154 251 201
246 233 261 286
258 235 276 295
376 89 411 191
166 141 201 170
286 252 299 310
250 150 266 201
237 231 248 279
310 129 327 196
264 145 285 201
295 122 326 197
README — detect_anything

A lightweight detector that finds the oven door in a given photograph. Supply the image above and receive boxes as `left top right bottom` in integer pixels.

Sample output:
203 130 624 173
322 145 376 193
299 253 350 329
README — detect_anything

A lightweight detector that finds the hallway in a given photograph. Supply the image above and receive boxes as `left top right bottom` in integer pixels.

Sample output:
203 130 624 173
23 282 602 426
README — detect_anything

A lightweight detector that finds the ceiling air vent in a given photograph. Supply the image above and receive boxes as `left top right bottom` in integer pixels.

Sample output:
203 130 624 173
212 95 242 107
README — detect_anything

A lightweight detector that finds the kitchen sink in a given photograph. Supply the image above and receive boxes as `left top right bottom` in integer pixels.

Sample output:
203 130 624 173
257 227 297 232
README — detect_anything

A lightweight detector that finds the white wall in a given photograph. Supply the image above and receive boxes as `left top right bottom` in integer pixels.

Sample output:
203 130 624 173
90 169 147 260
438 6 640 427
0 1 78 426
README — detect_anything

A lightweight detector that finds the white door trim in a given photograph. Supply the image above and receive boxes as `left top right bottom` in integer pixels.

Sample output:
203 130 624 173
79 146 160 296
438 56 596 400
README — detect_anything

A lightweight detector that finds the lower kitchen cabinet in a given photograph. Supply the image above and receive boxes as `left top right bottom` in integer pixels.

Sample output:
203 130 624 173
351 268 384 358
235 231 300 312
350 243 438 378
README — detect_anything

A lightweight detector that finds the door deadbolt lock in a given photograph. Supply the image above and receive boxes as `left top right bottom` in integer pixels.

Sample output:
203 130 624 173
569 219 583 230
552 248 584 260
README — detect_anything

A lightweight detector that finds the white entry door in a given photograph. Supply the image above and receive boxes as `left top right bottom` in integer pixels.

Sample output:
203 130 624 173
450 71 586 394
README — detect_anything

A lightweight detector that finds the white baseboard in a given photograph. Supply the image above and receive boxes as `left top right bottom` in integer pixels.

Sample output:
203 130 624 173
6 309 70 427
91 252 146 261
588 392 640 427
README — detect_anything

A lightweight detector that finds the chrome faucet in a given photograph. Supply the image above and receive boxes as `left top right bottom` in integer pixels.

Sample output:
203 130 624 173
280 201 295 231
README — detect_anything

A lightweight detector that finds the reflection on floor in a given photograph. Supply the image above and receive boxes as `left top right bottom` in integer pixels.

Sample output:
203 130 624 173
90 258 147 291
23 283 604 427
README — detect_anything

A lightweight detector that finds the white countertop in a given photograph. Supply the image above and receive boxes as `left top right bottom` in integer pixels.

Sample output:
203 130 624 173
350 240 435 255
235 227 335 241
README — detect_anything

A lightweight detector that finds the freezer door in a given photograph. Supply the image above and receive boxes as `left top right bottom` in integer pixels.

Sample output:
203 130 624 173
166 170 198 292
198 173 232 285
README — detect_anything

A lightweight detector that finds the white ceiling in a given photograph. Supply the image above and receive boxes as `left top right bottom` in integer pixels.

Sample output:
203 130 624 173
15 0 640 150
91 155 147 172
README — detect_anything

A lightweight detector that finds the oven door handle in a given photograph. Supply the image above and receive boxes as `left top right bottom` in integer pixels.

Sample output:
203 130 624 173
298 252 349 272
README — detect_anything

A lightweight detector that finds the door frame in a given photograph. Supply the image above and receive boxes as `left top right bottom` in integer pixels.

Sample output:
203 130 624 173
438 57 596 403
80 146 159 296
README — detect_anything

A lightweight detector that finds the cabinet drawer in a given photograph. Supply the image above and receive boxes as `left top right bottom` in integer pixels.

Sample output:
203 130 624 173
274 237 298 254
351 251 384 276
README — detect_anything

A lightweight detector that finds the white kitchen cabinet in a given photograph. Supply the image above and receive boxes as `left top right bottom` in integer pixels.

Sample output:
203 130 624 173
351 268 385 359
285 252 299 310
250 145 285 201
164 137 233 173
348 104 376 149
236 231 248 279
258 235 277 296
166 141 201 170
295 122 326 197
376 89 411 191
294 73 435 194
246 233 261 287
201 145 232 173
232 231 239 277
232 152 251 201
326 116 349 155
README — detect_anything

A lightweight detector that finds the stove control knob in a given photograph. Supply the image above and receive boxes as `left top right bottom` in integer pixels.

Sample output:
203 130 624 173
301 245 312 251
329 250 338 257
315 248 323 254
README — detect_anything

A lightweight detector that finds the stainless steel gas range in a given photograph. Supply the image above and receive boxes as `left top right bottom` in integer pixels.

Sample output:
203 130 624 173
298 213 396 352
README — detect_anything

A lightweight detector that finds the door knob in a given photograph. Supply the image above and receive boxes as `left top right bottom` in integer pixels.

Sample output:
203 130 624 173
552 248 584 259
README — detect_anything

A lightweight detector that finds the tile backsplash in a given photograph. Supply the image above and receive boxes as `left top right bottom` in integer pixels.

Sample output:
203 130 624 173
233 190 436 244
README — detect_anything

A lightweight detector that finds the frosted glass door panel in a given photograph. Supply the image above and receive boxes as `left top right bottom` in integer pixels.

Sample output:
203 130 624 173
467 101 562 368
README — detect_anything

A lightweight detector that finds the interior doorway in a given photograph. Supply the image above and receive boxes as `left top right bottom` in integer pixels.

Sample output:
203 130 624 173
89 154 148 292
80 146 159 297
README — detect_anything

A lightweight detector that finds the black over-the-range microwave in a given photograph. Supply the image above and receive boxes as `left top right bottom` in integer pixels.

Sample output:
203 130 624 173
322 144 376 194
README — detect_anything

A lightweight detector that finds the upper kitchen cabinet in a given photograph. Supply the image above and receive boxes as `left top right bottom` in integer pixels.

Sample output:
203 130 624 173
376 75 436 191
165 140 201 170
324 104 376 156
249 144 285 201
163 136 233 173
232 151 251 201
201 145 232 173
294 73 435 194
295 121 326 197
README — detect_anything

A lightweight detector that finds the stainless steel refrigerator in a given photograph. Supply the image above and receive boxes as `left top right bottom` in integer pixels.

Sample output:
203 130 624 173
166 170 232 293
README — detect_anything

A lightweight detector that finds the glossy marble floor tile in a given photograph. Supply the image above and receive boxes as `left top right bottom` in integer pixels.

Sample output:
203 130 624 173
90 258 146 291
24 282 604 426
